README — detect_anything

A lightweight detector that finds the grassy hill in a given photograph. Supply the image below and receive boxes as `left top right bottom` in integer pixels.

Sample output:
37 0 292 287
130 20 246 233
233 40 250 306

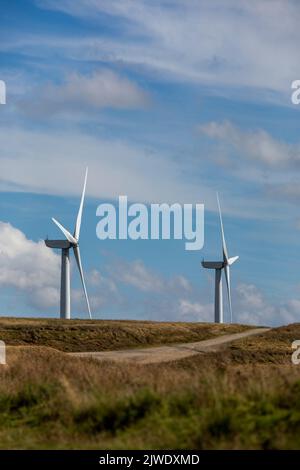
0 321 300 449
0 317 251 352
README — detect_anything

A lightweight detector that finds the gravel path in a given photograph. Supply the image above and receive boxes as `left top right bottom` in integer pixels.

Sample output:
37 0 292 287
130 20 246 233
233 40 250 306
69 327 271 364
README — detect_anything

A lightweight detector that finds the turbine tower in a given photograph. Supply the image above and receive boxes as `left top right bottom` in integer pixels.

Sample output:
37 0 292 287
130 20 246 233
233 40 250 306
202 193 239 323
45 168 92 320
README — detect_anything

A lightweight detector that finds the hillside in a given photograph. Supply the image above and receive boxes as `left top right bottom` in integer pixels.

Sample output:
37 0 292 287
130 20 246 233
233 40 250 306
0 317 251 352
0 322 300 449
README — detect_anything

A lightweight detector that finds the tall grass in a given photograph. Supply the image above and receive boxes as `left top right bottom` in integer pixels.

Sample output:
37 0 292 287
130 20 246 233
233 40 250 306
0 329 300 450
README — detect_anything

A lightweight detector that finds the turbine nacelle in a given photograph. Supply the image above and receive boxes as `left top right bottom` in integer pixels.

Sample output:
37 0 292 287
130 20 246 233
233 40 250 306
45 240 71 249
201 260 224 269
201 256 238 270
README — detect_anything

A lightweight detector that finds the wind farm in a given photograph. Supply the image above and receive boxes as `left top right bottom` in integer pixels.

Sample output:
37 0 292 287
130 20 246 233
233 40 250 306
0 161 298 452
2 0 300 458
0 186 300 452
0 166 299 451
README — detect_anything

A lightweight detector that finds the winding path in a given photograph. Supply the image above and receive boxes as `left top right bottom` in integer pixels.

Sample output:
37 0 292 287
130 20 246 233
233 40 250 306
69 327 271 364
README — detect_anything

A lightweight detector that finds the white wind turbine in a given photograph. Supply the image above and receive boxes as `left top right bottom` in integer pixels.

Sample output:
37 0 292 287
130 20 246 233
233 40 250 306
202 193 239 323
45 168 92 320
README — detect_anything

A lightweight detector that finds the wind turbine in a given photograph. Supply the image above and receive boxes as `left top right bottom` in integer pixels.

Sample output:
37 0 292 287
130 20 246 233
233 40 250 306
202 193 238 323
45 168 92 320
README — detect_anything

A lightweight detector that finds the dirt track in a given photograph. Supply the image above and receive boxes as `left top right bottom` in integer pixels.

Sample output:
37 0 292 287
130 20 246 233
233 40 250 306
69 327 271 364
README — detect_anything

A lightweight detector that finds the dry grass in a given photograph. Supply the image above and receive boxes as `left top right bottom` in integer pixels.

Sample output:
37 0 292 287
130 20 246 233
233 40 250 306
0 317 251 352
0 323 300 449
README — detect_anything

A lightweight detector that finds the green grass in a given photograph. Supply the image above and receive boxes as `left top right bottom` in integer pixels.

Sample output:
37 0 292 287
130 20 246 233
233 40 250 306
0 323 299 449
1 361 300 449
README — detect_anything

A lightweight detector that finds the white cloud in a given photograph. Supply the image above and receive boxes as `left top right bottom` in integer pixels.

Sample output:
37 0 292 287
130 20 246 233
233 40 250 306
198 120 300 210
31 0 300 99
0 221 60 309
58 265 134 318
87 269 123 310
109 259 192 294
89 269 118 293
199 120 300 168
170 275 192 293
0 125 213 205
31 287 60 310
0 222 118 315
19 70 149 116
98 258 209 322
235 282 300 326
178 299 213 322
111 259 163 293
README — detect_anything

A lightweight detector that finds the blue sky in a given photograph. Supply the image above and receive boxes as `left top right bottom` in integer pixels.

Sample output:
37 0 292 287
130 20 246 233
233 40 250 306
1 0 300 325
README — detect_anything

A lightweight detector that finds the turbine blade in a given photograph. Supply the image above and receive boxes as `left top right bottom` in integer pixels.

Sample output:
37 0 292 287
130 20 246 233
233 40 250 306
73 245 92 319
228 255 239 266
216 192 228 262
224 264 233 323
52 218 77 244
74 167 88 241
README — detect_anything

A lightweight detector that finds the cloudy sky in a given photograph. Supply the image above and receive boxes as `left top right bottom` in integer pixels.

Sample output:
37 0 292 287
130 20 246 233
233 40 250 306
1 0 300 325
